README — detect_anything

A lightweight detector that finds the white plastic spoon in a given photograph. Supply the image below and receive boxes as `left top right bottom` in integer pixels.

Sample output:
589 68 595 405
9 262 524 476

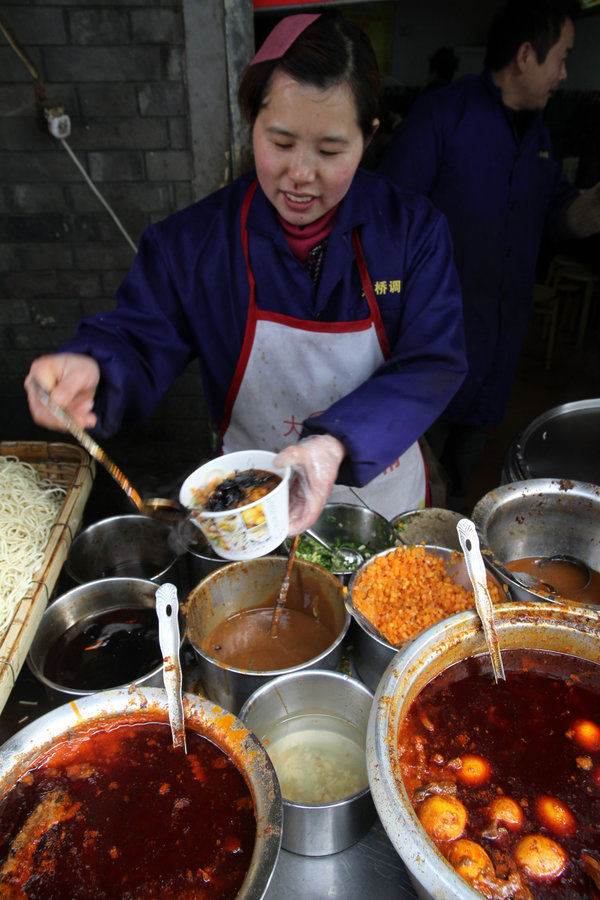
156 582 187 753
457 518 505 683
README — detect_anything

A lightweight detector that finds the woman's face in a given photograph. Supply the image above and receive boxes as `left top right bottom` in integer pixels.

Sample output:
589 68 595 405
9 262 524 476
253 70 375 226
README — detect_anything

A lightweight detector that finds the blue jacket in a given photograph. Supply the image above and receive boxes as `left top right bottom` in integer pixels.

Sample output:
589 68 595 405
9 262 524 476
379 71 577 425
63 168 467 487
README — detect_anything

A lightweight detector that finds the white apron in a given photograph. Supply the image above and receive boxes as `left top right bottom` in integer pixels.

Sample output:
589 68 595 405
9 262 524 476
220 181 426 520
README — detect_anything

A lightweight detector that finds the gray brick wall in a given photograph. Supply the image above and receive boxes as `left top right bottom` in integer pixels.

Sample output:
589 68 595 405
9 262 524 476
0 0 224 490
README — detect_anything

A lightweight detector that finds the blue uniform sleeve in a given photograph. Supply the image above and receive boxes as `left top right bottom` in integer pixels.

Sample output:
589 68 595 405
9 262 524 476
302 202 467 487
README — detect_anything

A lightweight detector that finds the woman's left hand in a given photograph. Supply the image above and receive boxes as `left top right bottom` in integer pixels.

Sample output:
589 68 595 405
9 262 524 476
274 434 346 535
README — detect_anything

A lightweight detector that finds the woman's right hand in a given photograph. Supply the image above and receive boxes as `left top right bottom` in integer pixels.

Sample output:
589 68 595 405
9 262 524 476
24 353 101 432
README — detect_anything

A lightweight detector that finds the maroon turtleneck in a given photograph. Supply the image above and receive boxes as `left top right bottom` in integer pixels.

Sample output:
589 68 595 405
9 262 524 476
278 205 339 263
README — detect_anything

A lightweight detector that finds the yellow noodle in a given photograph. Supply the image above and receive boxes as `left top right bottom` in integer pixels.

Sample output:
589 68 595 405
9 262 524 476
0 457 65 636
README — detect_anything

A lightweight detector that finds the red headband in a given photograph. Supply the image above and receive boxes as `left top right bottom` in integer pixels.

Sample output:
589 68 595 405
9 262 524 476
250 13 321 65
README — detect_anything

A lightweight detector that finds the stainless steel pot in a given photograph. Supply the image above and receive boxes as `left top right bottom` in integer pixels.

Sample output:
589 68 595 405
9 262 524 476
240 669 376 857
391 507 463 552
472 478 600 604
175 515 230 589
27 577 184 703
367 601 600 900
501 398 600 485
0 686 282 899
66 514 181 583
186 557 349 714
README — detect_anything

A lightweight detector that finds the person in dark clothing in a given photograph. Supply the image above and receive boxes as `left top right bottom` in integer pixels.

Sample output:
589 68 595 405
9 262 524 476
379 0 600 511
424 46 459 93
25 11 467 532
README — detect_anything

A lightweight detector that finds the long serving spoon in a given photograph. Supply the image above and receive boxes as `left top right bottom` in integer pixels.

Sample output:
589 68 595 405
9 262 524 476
155 583 187 753
457 518 505 683
304 527 364 570
31 377 144 513
270 526 366 638
270 535 299 638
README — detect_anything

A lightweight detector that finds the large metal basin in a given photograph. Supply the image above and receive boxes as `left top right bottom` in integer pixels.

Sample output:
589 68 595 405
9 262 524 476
0 686 282 899
472 478 600 604
367 601 600 900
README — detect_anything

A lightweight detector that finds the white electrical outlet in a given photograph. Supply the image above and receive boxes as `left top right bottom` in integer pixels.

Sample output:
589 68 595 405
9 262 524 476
45 107 72 139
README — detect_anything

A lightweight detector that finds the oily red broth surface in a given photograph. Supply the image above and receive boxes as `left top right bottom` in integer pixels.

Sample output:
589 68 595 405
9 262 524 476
0 720 256 899
397 649 600 899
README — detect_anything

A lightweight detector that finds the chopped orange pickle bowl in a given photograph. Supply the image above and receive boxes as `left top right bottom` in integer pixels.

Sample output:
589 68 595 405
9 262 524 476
352 545 502 645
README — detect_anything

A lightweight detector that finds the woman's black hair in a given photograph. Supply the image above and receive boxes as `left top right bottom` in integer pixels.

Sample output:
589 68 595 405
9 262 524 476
238 9 381 141
484 0 580 71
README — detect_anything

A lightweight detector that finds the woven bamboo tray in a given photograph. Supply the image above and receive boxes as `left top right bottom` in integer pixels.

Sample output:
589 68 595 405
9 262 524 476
0 441 95 713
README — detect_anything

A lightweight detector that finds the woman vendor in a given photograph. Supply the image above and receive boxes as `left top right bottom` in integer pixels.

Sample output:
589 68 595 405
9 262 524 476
25 10 467 534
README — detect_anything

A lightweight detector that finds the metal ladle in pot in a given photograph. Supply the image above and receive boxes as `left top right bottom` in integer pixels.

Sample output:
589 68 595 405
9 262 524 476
511 554 591 596
30 378 185 521
304 527 365 570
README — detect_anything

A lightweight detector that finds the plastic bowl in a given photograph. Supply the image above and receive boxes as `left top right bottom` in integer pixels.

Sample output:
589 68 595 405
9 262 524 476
179 450 290 561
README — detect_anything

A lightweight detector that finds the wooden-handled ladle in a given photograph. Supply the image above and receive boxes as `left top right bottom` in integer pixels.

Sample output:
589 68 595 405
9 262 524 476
30 378 183 520
270 535 299 638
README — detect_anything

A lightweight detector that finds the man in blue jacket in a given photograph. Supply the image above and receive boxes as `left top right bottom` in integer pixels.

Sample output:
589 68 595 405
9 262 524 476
379 0 600 511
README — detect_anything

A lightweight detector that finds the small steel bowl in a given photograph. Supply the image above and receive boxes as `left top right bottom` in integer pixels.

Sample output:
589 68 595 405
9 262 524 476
289 502 396 584
240 669 376 856
391 507 463 552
